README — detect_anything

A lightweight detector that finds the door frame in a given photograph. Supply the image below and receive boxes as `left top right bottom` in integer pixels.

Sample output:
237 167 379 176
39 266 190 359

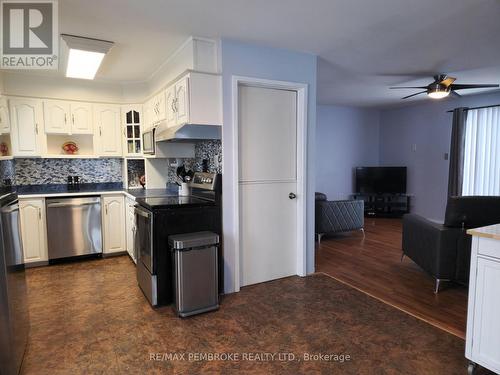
231 76 308 292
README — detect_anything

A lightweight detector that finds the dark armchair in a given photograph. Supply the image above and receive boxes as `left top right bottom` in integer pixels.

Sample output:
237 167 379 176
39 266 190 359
402 196 500 293
315 192 364 243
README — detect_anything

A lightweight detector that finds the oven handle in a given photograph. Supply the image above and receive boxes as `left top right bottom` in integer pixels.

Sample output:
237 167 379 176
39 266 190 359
135 206 151 219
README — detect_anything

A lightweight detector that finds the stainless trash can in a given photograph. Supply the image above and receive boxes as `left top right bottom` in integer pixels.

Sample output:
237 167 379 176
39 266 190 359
169 231 219 317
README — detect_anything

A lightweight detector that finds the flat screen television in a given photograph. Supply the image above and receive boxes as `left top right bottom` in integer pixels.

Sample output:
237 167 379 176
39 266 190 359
355 167 407 194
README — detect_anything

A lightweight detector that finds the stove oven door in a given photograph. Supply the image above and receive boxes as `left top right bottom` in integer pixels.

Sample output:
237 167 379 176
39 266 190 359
135 206 153 273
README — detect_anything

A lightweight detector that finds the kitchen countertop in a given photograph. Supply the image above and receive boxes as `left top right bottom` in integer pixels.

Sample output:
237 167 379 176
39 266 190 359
467 224 500 241
6 183 177 200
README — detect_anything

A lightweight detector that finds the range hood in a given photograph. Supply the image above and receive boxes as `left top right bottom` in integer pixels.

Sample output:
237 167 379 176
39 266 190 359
155 122 221 142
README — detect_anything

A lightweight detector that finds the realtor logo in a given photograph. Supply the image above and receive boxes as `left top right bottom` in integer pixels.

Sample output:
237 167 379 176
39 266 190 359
0 0 58 69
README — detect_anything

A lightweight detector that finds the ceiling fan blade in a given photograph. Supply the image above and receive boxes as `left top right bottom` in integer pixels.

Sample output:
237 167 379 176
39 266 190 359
401 91 427 99
439 76 456 87
450 84 499 90
451 90 462 98
390 86 428 89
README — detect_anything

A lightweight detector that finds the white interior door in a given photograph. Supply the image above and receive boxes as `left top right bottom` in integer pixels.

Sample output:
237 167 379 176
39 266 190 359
239 85 298 287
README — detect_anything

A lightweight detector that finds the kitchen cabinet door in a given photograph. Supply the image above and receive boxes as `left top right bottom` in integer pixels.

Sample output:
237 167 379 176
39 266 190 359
125 197 137 263
155 92 166 122
0 98 10 134
94 104 122 157
9 98 45 157
43 100 70 134
165 85 176 128
102 195 126 254
471 257 500 372
71 102 93 134
122 106 142 156
175 76 190 125
142 100 153 132
19 198 48 264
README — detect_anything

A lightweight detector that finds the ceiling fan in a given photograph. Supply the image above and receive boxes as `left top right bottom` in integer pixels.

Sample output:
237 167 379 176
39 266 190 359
390 74 499 100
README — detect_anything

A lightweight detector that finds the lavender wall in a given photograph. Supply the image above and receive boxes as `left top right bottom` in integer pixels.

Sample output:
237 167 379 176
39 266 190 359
221 39 317 292
316 105 380 200
379 91 500 221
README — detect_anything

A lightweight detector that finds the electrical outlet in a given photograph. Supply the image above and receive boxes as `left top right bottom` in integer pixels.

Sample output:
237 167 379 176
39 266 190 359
444 153 449 160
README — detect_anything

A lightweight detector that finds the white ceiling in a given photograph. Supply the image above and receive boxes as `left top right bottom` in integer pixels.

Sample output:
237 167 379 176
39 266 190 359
8 0 500 106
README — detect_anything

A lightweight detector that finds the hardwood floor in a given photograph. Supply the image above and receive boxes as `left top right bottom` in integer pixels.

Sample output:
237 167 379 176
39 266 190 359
315 218 469 339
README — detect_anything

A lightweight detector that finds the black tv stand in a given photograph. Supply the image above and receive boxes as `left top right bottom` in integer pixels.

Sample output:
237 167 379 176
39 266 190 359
352 193 410 218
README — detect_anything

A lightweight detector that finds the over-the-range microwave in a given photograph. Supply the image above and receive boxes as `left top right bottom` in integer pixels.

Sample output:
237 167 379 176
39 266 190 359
142 128 155 155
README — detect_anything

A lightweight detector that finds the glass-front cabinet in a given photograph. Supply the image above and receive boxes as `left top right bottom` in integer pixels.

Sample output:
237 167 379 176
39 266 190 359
122 105 142 156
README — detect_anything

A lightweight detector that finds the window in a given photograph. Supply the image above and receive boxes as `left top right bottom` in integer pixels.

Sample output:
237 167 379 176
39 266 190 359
462 106 500 196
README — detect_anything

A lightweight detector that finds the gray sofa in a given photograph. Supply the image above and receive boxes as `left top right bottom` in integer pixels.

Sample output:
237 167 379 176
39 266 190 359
315 192 365 243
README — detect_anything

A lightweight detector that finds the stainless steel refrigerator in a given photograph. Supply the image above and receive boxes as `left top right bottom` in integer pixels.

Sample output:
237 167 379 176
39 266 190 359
0 192 29 375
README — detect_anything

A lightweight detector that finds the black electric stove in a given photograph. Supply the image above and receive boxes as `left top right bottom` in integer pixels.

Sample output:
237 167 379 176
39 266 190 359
136 195 215 210
135 172 222 307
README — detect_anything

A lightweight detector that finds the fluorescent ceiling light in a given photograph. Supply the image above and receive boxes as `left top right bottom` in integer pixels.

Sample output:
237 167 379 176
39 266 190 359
61 34 114 80
66 49 105 79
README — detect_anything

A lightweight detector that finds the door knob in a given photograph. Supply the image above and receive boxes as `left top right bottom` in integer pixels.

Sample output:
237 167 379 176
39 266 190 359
289 193 297 199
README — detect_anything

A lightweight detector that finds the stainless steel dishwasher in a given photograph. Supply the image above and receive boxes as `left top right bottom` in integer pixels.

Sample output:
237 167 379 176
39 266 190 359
46 196 102 260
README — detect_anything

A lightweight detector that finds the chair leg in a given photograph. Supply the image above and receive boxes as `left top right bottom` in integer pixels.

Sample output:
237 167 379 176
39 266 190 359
400 252 405 262
360 228 365 238
434 278 450 294
317 233 324 244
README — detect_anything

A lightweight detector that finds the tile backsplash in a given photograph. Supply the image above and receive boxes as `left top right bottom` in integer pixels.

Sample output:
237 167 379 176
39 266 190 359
0 140 222 187
1 158 123 186
167 140 222 182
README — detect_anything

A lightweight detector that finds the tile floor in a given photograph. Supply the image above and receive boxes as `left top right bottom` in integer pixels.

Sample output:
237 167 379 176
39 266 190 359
22 255 470 374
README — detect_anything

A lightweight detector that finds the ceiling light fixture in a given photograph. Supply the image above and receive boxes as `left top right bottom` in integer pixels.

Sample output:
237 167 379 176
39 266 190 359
61 34 114 80
427 83 450 99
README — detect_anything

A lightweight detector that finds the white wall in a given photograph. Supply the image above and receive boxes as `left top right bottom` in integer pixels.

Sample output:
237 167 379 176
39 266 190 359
220 39 317 293
316 105 380 200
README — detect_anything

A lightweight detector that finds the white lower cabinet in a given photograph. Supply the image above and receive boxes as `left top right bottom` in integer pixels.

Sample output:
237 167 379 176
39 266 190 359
466 235 500 375
19 198 48 264
125 197 137 263
102 195 126 254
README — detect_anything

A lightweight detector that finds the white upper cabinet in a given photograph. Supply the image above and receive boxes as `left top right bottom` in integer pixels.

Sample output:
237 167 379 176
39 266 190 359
153 91 166 123
122 105 142 156
94 104 122 157
44 100 93 135
9 98 45 157
0 97 11 134
44 100 71 134
165 85 176 128
70 102 93 134
174 76 190 125
164 72 222 128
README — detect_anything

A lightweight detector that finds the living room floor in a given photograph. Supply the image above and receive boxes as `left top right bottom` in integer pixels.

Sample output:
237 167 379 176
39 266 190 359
315 218 469 339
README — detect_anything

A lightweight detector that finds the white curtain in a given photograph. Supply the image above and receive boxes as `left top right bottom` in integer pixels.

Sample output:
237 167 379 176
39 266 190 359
462 106 500 196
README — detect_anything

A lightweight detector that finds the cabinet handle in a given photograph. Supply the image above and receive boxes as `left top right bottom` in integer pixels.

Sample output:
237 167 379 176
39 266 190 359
72 114 75 124
64 113 67 124
35 123 39 134
105 204 108 215
99 126 102 136
38 208 41 220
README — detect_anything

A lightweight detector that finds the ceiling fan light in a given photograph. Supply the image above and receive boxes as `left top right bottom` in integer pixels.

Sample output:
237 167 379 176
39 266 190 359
428 90 450 99
427 84 450 99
